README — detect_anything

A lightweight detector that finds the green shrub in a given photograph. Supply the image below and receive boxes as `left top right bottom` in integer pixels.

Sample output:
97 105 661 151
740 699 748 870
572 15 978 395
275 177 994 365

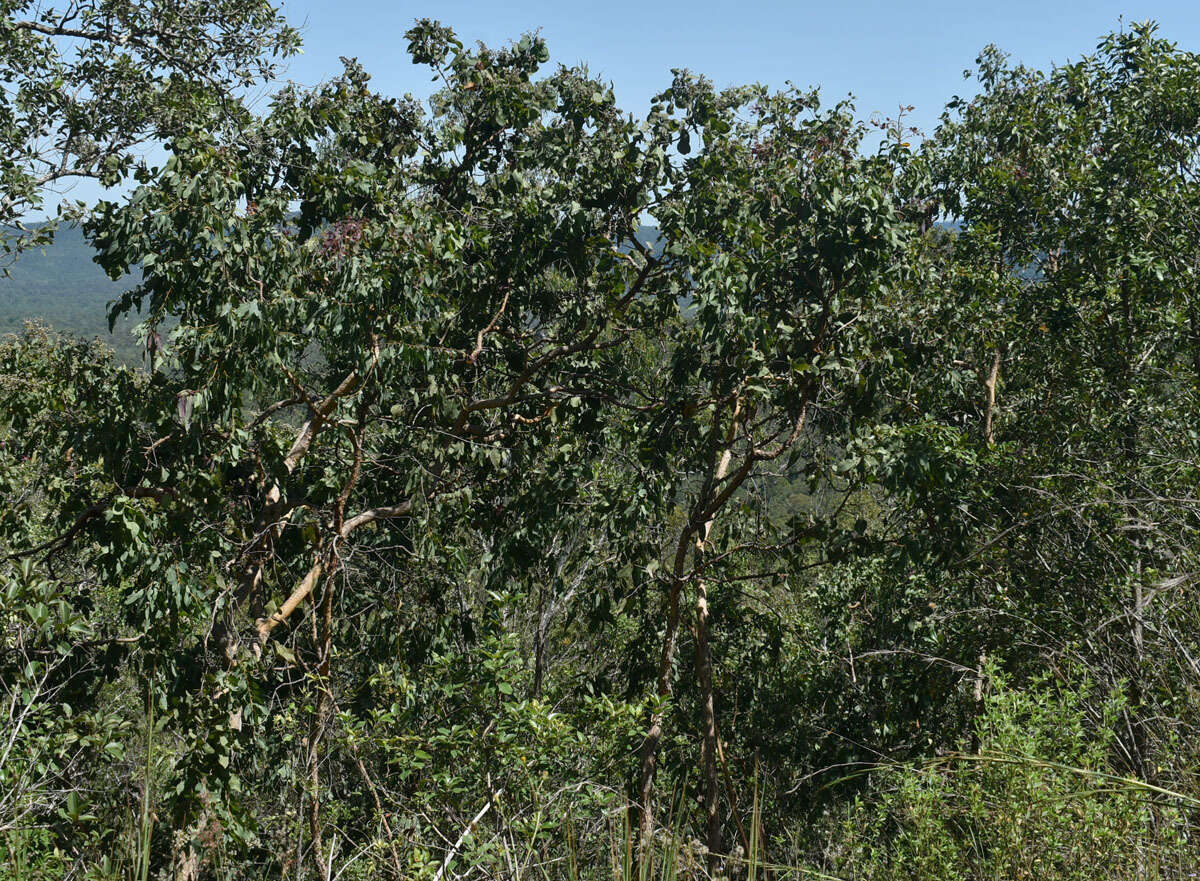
816 674 1195 880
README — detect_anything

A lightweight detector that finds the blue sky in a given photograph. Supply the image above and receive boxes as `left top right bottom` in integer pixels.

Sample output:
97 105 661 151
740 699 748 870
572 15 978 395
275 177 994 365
276 0 1200 137
30 1 1200 215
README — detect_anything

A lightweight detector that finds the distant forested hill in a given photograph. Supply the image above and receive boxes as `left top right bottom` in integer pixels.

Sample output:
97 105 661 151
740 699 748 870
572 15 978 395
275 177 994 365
0 224 662 366
0 224 144 362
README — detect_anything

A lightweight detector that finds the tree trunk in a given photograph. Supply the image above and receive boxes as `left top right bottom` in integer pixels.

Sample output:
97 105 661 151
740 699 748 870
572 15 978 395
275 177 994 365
691 430 738 868
1117 278 1149 779
694 583 721 867
533 582 547 698
637 402 740 866
637 564 685 858
970 650 987 753
307 561 335 881
983 345 1004 446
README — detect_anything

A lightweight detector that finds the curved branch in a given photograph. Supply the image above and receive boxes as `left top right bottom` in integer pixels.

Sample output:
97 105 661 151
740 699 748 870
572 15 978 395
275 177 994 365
254 499 413 643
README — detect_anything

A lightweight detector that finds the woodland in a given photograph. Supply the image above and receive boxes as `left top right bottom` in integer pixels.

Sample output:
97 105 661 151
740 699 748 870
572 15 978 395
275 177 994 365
0 224 142 361
2 2 1200 879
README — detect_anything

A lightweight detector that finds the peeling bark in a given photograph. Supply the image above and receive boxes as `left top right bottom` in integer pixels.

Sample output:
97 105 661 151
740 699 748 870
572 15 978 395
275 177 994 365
983 345 1004 446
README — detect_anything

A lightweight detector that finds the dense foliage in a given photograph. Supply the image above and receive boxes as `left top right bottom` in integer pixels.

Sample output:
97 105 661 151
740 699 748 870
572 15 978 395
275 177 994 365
0 0 298 258
2 8 1200 880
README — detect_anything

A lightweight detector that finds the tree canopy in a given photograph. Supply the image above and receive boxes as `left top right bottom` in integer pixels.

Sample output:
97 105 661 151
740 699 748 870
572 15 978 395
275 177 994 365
3 10 1200 881
0 0 299 258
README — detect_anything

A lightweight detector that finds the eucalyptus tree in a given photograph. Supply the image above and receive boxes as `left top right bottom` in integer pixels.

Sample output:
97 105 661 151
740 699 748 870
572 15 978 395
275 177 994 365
82 21 674 876
0 0 300 258
900 23 1200 779
631 74 915 861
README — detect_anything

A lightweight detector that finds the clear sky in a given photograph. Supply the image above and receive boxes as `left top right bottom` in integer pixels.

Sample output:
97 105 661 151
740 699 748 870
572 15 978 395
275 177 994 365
275 0 1200 138
29 1 1200 215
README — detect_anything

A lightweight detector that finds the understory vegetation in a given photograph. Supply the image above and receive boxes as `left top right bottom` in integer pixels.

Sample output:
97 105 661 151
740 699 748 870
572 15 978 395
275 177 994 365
3 3 1200 878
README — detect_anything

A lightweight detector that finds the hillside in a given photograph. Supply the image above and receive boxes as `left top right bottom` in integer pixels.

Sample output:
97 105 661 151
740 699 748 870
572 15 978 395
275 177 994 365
0 223 663 366
0 224 144 362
